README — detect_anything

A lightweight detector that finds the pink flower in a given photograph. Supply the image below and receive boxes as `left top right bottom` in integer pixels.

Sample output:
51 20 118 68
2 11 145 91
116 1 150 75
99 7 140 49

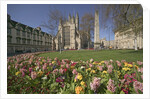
117 62 121 67
61 65 64 68
133 81 143 94
72 69 78 75
8 65 11 70
42 63 47 71
66 64 70 68
54 57 58 61
49 63 52 66
107 79 116 93
29 67 32 72
107 65 113 73
97 66 103 71
104 61 109 66
89 63 93 67
90 58 94 63
110 59 113 63
90 77 101 92
137 61 143 65
59 68 64 74
141 75 143 80
52 69 58 75
138 67 143 73
31 71 37 80
121 60 126 63
71 62 77 66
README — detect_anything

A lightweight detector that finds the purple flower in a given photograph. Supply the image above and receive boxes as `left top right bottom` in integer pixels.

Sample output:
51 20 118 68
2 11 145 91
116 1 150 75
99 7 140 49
90 77 101 92
107 79 116 93
107 65 113 73
133 81 143 94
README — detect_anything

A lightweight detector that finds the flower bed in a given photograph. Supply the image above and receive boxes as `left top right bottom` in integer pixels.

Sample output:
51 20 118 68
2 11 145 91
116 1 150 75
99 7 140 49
7 52 143 94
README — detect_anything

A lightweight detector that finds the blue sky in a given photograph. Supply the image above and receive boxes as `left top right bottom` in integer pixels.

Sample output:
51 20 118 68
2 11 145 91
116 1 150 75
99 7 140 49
7 4 114 41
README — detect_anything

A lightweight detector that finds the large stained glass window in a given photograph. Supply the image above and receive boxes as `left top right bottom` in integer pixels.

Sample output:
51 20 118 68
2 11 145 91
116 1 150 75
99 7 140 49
63 26 70 46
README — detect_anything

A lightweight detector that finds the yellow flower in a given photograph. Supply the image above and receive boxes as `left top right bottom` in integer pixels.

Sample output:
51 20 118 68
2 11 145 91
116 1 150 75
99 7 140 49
80 81 85 86
75 86 84 94
93 62 99 65
15 71 21 76
117 71 121 76
122 67 131 71
128 64 133 67
135 65 139 69
74 79 77 82
86 68 91 72
124 62 128 67
90 70 96 73
97 66 100 70
102 70 107 74
52 61 56 64
38 71 43 76
101 61 104 64
98 63 102 65
77 73 83 80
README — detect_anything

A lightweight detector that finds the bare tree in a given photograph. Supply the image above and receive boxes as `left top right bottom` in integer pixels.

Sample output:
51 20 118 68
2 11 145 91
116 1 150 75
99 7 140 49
41 8 67 53
80 13 94 49
40 8 67 36
96 4 143 50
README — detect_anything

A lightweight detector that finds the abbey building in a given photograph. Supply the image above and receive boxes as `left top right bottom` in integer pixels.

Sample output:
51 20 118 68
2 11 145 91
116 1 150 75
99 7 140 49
53 13 81 50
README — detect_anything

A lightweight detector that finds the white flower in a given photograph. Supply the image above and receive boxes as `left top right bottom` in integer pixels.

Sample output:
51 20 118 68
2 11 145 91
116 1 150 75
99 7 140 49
42 76 47 80
36 66 40 71
81 66 85 69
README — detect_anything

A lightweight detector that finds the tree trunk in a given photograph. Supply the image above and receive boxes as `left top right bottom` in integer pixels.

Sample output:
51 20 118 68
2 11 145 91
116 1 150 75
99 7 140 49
134 38 137 50
88 41 90 50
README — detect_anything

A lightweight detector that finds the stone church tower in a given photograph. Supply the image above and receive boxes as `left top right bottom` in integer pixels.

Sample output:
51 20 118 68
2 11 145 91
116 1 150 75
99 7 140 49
54 13 81 50
94 10 100 49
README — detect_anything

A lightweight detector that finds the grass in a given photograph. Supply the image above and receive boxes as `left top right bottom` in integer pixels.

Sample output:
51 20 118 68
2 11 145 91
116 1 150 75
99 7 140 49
38 49 143 62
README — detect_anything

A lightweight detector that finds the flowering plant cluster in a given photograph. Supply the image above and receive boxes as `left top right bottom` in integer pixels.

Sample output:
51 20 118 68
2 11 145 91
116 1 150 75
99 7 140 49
7 52 143 94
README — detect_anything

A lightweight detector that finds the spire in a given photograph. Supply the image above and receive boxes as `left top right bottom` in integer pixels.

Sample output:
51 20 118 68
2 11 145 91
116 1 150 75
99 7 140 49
59 18 62 25
76 12 79 18
68 13 71 21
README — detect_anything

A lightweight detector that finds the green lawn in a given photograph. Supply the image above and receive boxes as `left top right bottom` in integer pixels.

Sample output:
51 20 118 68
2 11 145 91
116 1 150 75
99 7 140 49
38 49 143 62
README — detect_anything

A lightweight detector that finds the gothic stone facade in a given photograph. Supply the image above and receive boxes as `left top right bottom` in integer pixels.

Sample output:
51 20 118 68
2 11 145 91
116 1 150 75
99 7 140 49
7 15 53 55
54 13 81 50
